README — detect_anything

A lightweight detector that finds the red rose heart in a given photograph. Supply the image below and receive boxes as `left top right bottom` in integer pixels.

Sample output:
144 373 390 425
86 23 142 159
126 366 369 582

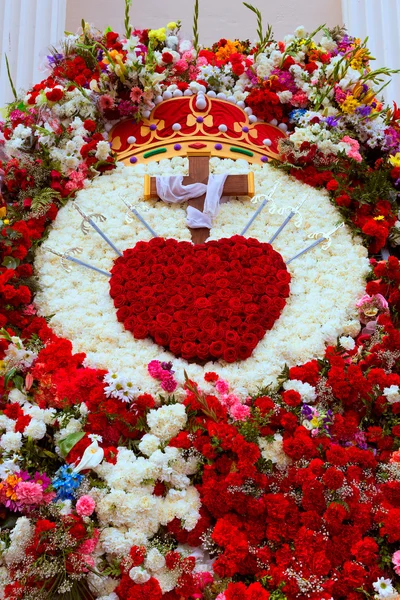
109 235 291 364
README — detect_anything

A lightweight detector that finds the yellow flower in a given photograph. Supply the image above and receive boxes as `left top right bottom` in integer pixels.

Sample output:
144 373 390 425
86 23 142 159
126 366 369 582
0 207 6 218
389 153 400 167
373 215 385 221
167 22 177 30
340 95 359 114
3 219 9 225
310 417 319 428
148 28 167 42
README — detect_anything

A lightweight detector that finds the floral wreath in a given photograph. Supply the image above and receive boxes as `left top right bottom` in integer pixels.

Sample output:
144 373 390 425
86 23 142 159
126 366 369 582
0 1 400 599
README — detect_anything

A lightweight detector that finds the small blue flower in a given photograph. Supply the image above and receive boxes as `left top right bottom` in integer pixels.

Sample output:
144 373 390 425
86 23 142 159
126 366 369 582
52 465 83 501
289 109 307 123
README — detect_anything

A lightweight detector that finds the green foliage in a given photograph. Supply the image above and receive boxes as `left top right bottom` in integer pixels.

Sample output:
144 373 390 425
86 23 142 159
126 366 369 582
30 188 61 216
124 0 133 40
5 54 17 100
243 2 273 57
58 431 86 458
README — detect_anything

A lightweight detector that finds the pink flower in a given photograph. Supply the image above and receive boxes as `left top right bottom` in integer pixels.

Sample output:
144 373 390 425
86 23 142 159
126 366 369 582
130 87 143 103
341 135 362 162
161 373 178 393
182 51 194 62
215 379 229 395
230 403 251 421
16 481 44 506
98 94 115 111
76 495 96 517
148 360 164 379
79 538 97 554
392 550 400 575
174 59 188 74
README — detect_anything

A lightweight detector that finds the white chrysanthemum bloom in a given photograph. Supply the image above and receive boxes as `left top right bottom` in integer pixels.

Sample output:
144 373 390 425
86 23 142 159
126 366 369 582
23 419 47 440
383 385 400 404
259 433 291 470
4 517 33 565
147 404 187 442
0 432 22 452
283 379 317 404
339 336 356 351
145 547 166 572
138 433 161 457
96 594 119 600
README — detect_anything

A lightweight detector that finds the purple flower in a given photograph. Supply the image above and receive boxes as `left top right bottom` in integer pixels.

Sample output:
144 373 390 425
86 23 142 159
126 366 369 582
325 116 340 127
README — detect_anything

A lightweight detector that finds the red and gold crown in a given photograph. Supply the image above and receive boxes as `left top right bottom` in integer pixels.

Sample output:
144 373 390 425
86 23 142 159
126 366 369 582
110 94 286 165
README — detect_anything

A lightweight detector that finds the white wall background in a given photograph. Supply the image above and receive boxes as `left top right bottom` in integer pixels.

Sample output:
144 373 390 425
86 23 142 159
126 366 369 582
65 0 343 46
0 0 66 107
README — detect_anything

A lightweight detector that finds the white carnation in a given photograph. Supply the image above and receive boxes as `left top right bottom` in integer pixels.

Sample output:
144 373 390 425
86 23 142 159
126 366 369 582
383 385 400 404
339 336 356 351
138 433 161 456
145 547 166 572
283 379 317 404
23 419 47 440
147 404 187 442
4 517 33 565
0 431 22 452
129 567 151 583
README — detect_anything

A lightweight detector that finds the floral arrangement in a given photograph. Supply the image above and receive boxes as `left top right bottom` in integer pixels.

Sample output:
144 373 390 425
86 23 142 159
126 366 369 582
110 235 291 364
0 1 399 599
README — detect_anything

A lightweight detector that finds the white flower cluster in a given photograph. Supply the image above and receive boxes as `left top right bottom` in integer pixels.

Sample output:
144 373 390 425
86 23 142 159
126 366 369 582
0 389 56 460
283 379 317 403
103 372 138 402
92 404 199 555
34 157 369 395
3 337 37 371
258 433 291 470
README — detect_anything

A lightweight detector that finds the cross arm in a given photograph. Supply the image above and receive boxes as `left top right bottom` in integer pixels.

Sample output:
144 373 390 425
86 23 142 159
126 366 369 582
144 172 255 200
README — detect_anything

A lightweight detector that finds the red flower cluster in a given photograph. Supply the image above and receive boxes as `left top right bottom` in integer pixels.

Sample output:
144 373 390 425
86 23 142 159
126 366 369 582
110 236 290 364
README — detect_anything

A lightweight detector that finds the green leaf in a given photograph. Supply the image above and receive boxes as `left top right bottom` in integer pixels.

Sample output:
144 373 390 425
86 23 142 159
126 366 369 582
4 368 16 389
13 375 24 391
5 54 17 100
104 26 113 33
2 256 20 270
58 431 86 458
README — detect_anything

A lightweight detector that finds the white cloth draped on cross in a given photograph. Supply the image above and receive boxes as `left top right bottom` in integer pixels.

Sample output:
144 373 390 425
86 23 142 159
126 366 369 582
156 174 228 229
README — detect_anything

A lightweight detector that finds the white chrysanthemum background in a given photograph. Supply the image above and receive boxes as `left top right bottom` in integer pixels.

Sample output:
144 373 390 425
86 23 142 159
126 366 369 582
34 157 369 395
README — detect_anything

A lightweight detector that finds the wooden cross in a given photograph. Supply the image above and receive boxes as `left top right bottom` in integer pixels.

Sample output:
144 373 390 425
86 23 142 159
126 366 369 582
144 152 255 244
